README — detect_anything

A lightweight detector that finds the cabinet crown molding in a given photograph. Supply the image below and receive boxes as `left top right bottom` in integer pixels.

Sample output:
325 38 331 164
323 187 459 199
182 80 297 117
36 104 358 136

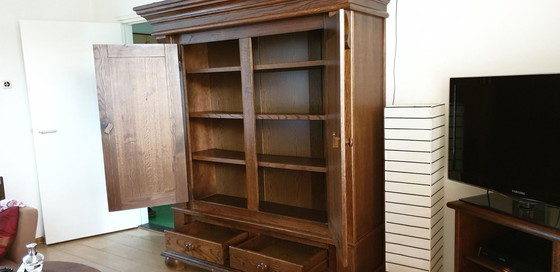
134 0 389 36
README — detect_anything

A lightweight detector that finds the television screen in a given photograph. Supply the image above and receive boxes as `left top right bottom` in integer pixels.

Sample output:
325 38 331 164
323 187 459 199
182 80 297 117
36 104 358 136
448 74 560 208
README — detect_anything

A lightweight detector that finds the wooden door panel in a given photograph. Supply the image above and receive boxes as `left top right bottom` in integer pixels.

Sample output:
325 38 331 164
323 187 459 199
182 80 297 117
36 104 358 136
325 10 348 269
94 44 187 211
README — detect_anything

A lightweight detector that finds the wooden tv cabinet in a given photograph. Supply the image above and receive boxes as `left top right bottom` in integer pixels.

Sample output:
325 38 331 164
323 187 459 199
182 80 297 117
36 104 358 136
448 200 560 272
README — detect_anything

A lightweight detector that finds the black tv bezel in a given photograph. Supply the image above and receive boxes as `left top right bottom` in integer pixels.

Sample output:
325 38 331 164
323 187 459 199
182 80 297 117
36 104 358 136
448 73 560 209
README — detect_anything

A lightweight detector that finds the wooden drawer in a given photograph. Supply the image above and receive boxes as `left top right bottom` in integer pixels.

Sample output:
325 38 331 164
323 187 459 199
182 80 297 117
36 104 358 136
165 221 249 265
230 235 328 272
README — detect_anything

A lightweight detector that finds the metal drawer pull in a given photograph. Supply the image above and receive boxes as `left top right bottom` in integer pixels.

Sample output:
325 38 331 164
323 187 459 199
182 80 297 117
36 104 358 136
256 262 269 272
184 243 195 251
38 130 57 134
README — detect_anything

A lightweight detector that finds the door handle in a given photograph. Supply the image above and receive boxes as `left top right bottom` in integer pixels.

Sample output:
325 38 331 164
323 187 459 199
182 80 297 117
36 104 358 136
38 129 58 134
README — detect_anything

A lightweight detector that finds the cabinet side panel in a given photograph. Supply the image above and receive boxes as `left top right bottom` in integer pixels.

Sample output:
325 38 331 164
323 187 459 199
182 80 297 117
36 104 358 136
349 12 386 242
349 224 385 272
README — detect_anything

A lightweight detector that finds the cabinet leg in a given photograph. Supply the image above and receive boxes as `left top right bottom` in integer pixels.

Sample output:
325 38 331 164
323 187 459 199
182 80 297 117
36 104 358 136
165 256 186 270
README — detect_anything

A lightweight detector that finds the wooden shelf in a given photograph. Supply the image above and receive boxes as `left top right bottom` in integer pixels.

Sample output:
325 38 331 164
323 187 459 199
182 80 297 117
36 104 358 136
256 114 326 120
192 149 326 172
197 194 327 223
192 149 246 165
258 153 326 173
260 201 327 223
189 111 244 119
199 194 247 208
254 60 326 72
189 112 326 120
186 66 241 74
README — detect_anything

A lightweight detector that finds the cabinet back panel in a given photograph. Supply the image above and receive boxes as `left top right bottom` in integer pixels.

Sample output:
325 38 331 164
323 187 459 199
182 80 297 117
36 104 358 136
187 73 242 112
193 161 247 200
184 40 240 70
252 30 322 65
254 69 322 114
192 161 217 199
256 120 324 158
189 119 245 152
258 168 326 211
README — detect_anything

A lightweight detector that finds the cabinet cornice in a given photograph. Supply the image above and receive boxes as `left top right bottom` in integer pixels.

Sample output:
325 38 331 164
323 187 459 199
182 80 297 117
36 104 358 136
135 0 389 36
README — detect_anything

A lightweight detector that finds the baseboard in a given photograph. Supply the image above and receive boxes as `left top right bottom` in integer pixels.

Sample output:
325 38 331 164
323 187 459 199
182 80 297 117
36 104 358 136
35 236 45 244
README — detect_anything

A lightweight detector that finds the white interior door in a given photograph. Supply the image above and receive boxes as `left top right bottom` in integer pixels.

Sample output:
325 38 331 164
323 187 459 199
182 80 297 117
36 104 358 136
20 20 146 244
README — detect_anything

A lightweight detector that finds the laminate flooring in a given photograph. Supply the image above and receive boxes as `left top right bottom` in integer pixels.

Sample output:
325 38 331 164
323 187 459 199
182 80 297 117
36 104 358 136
37 228 205 272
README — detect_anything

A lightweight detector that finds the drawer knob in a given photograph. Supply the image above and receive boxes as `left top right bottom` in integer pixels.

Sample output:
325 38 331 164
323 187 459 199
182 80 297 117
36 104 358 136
184 243 195 251
256 262 269 272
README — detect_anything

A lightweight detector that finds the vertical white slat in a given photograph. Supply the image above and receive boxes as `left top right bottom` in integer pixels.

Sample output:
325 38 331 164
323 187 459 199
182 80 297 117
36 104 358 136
385 104 445 272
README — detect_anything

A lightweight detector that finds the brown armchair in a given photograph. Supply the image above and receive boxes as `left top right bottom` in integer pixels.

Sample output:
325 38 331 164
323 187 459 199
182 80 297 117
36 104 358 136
0 206 38 266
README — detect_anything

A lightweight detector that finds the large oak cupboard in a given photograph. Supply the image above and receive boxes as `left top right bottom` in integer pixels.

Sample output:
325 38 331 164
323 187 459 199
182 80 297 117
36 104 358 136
93 1 389 271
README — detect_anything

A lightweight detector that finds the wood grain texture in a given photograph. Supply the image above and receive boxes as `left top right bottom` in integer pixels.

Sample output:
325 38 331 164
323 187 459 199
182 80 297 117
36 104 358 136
188 119 245 153
93 44 187 211
254 60 326 72
258 168 326 212
229 235 327 272
134 0 389 36
256 114 326 120
189 112 244 119
192 149 326 173
347 11 385 248
187 66 241 74
180 203 331 243
179 15 325 45
239 38 259 212
165 221 249 265
191 161 247 202
186 73 243 113
349 224 384 272
184 40 240 71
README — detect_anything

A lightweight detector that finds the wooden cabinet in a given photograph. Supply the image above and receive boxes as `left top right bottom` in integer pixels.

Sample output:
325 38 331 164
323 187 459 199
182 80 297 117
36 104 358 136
94 1 389 271
448 201 560 272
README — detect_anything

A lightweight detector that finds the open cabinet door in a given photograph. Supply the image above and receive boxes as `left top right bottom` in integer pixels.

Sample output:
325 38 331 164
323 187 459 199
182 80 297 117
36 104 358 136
325 10 349 269
93 44 188 211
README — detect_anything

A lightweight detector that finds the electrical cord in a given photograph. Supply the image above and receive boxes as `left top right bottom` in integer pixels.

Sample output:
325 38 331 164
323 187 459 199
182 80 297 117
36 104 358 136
391 0 399 105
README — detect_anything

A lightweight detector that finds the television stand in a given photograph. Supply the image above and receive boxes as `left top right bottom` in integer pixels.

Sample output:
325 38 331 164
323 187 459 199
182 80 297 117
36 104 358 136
460 193 560 231
448 200 560 271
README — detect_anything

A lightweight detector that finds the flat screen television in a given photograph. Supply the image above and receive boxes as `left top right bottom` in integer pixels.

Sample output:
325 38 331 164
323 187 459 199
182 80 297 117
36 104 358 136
448 73 560 215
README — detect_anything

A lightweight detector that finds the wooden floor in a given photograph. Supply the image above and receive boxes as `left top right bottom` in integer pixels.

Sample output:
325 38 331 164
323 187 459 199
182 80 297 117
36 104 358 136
37 228 205 272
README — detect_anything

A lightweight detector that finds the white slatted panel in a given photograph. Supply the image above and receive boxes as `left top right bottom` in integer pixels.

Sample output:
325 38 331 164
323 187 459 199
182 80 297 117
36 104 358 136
385 104 445 272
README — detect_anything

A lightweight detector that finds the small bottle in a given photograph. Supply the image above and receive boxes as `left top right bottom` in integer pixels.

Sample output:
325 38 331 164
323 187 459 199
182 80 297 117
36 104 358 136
22 243 44 272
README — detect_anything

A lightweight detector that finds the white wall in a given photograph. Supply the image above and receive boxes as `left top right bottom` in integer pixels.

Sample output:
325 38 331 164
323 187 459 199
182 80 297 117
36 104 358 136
385 0 560 271
91 0 155 22
0 0 151 238
0 0 99 238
